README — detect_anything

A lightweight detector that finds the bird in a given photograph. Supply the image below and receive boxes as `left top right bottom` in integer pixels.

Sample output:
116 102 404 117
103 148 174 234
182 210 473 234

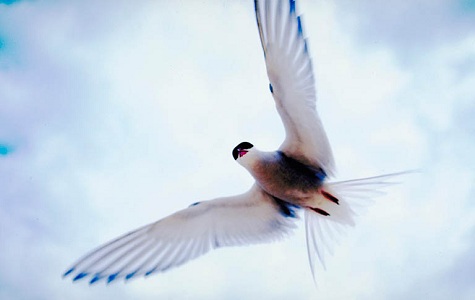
64 0 408 285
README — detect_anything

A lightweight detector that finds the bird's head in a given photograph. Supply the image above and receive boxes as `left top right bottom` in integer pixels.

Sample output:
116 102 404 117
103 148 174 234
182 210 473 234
232 142 255 166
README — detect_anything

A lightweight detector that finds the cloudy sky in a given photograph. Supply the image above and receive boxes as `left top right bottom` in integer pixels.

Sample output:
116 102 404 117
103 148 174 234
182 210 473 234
1 0 474 299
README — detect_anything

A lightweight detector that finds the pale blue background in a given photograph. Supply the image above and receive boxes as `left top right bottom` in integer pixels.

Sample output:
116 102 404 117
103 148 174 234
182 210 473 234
1 0 474 299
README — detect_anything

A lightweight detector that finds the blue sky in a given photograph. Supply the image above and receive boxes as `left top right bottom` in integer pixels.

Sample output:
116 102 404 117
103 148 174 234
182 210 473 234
1 0 474 299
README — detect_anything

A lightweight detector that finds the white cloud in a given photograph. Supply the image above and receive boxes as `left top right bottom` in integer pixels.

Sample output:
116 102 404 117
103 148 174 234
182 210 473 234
1 0 474 299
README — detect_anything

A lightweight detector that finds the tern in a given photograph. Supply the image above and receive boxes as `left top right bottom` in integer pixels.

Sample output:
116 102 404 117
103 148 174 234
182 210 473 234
64 0 407 285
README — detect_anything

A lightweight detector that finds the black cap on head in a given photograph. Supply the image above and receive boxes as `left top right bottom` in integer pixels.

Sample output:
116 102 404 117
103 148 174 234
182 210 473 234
232 142 254 160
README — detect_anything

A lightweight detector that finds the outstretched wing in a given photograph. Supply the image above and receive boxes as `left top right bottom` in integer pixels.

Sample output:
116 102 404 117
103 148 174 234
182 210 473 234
254 0 334 175
63 184 297 284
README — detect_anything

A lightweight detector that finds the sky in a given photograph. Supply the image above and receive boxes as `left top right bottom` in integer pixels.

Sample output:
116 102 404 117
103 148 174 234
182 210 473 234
0 0 474 299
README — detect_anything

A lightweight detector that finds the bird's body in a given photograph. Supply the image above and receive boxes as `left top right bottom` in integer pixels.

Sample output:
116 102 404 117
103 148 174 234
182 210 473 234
241 149 326 207
64 0 408 286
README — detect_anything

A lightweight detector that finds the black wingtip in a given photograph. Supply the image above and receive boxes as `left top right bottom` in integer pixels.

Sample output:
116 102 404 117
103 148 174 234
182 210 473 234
145 268 156 277
63 268 75 277
107 273 119 284
289 0 296 14
89 274 102 285
125 271 137 281
297 15 303 36
73 272 88 281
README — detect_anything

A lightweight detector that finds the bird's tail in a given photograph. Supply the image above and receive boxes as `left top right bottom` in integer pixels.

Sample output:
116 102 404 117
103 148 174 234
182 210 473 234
304 171 413 284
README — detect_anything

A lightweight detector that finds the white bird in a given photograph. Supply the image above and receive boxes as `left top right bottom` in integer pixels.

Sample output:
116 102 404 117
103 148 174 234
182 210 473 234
64 0 407 285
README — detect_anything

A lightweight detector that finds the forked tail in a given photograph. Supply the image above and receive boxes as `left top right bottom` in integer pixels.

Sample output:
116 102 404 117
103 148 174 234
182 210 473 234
305 171 413 285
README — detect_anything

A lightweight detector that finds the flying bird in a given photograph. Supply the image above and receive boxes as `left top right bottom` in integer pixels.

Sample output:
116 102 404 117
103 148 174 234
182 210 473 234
64 0 407 285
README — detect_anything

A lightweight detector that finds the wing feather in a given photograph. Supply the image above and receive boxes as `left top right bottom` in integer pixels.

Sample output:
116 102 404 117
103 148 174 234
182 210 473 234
255 0 334 174
64 184 297 284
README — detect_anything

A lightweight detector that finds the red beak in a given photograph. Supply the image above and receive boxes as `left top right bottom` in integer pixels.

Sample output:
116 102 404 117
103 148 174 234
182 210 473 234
238 149 248 157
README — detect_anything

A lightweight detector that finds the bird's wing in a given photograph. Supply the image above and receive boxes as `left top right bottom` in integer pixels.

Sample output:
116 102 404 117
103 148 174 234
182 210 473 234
254 0 334 175
63 184 297 284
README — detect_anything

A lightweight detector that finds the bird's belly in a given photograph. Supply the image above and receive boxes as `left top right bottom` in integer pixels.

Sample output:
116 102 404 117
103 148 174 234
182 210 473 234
250 152 325 205
271 186 317 205
255 174 321 206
